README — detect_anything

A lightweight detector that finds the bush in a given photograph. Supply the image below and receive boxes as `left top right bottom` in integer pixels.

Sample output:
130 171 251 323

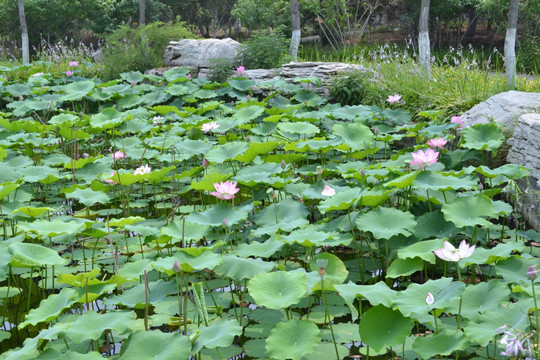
100 21 195 81
328 70 369 106
207 58 235 83
236 30 289 69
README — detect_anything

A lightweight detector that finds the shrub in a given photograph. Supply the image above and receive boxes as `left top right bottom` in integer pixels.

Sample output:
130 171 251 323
207 58 235 83
236 30 289 69
328 70 368 106
100 21 195 81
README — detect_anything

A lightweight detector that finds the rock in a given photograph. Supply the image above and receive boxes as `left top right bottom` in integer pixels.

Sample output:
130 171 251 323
461 91 540 131
506 113 540 231
164 38 242 68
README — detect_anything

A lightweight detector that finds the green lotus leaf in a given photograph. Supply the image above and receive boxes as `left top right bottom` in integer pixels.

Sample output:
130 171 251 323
63 310 136 344
90 107 129 130
117 258 152 280
9 242 67 267
19 288 78 328
233 104 265 122
214 255 275 281
228 79 255 91
192 318 242 353
252 199 309 235
0 183 19 201
332 122 374 151
107 216 144 227
318 187 364 213
265 319 321 360
412 329 470 359
162 66 191 81
20 166 70 184
384 171 419 188
310 252 348 285
495 255 538 284
141 90 170 105
387 257 424 278
65 188 110 207
335 281 397 320
48 113 79 126
186 203 252 227
191 89 217 99
117 94 142 109
475 164 529 180
415 210 456 240
441 194 498 228
413 170 478 191
120 71 143 83
249 271 307 309
152 250 222 274
359 305 414 352
205 142 250 163
117 330 191 360
103 279 177 309
57 268 101 287
61 80 95 101
278 122 320 137
463 240 526 266
165 83 191 96
160 220 209 242
5 83 32 97
282 227 341 248
461 123 504 151
231 237 283 258
0 286 21 298
459 279 510 321
359 186 391 206
233 163 283 186
330 105 374 121
356 207 416 239
235 141 281 163
397 239 443 264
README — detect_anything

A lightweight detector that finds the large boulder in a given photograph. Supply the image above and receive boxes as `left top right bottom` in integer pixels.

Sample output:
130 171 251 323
461 91 540 130
164 38 241 68
506 113 540 231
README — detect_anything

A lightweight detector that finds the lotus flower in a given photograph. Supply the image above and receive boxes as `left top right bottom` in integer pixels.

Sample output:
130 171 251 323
321 185 336 197
201 121 220 133
210 181 240 200
434 240 475 262
112 151 126 160
386 94 402 104
425 292 434 305
134 164 151 175
66 70 74 77
451 115 463 127
105 171 118 185
69 61 79 67
427 138 448 149
409 148 439 170
237 65 245 74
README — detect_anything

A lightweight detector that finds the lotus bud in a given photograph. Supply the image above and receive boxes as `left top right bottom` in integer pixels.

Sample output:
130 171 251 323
131 80 136 86
360 168 366 177
246 95 251 101
373 127 380 135
202 158 209 168
316 166 323 175
222 218 229 227
527 265 537 280
173 260 181 273
280 159 287 169
478 182 484 191
426 292 434 305
82 152 89 158
317 259 328 278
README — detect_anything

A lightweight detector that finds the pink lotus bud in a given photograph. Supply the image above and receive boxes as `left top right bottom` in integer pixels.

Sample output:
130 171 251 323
173 260 181 273
281 159 287 169
202 158 209 168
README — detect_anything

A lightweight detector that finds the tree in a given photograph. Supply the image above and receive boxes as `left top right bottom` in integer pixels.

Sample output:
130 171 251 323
504 0 519 89
418 0 431 78
289 0 300 59
139 0 145 26
18 0 29 64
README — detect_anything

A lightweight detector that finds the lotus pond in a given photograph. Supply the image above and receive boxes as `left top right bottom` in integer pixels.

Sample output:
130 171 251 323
0 65 538 360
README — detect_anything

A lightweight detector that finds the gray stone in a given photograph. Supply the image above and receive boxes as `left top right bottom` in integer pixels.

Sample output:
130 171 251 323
461 91 540 130
164 38 241 68
506 113 540 231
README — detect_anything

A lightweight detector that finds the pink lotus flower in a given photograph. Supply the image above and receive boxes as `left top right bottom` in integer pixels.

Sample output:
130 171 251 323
409 148 439 170
426 292 434 305
434 240 475 262
210 181 240 200
237 65 245 74
134 164 151 175
321 185 336 197
386 94 402 104
427 138 448 149
451 115 463 127
66 70 74 77
201 121 220 133
69 61 79 67
113 151 126 160
105 171 118 185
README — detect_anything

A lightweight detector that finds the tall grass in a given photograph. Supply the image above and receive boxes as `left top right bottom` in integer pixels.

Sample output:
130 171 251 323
300 42 540 116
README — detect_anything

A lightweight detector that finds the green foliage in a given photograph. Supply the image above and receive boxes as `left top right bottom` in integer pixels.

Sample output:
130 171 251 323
236 30 289 69
207 58 234 83
231 0 290 33
327 70 368 106
101 21 195 81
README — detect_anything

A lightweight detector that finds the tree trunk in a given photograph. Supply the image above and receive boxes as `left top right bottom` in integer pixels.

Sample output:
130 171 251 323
505 0 519 89
18 0 29 64
289 0 301 59
139 0 145 26
418 0 431 79
464 7 478 38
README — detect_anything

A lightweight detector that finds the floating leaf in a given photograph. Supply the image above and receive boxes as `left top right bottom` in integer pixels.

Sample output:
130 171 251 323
118 330 191 360
387 257 424 278
61 80 95 101
310 253 348 285
356 207 416 239
65 188 110 207
192 319 242 353
461 123 504 151
63 311 136 343
214 255 275 281
186 203 252 227
441 194 498 228
332 122 374 151
19 288 78 328
9 242 67 267
412 329 470 358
